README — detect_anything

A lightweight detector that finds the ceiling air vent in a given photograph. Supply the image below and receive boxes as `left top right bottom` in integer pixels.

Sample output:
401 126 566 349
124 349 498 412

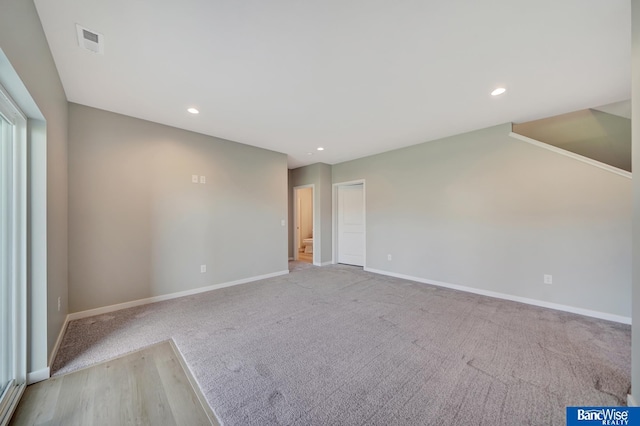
76 24 104 54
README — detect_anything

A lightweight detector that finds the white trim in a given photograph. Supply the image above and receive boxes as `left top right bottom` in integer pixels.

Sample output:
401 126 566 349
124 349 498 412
320 261 333 266
364 267 631 325
628 394 638 407
332 179 366 266
48 315 70 367
508 131 632 179
26 367 49 385
288 257 294 261
67 270 289 321
0 83 27 124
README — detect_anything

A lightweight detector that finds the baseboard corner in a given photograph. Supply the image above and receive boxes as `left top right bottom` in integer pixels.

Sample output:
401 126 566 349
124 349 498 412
48 314 70 367
27 367 50 385
628 394 638 407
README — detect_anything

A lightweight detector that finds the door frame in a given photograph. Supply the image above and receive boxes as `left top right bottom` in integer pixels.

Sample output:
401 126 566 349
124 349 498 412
292 184 315 263
332 179 366 266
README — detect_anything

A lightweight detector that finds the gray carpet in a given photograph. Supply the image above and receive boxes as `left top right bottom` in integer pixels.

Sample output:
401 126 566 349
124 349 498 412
53 262 631 425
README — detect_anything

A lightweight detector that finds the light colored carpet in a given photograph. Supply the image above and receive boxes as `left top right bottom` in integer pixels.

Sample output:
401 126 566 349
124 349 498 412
53 262 631 425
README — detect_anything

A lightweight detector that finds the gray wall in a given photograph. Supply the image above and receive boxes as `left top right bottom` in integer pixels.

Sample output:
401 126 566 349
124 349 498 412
631 0 640 405
0 0 69 371
318 164 333 263
288 169 294 258
289 163 332 265
332 123 631 318
68 104 288 312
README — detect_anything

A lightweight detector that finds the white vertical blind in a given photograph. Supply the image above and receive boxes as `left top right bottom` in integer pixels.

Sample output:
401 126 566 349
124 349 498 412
0 83 26 425
0 114 10 400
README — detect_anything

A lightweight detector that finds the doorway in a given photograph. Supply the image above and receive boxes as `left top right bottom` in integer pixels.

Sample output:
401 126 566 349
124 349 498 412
333 181 365 267
293 185 314 264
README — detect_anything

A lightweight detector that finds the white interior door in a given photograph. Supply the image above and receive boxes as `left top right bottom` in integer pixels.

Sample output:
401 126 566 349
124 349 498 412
337 184 364 266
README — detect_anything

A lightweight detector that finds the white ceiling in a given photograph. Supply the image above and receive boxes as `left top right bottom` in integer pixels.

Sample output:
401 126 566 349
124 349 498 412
34 0 631 168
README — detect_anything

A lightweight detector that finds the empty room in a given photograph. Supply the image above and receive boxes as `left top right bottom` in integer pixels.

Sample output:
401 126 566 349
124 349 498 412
1 0 639 425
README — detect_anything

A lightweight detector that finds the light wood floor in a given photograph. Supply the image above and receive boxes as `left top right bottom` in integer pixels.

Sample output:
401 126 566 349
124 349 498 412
298 251 312 263
10 340 218 426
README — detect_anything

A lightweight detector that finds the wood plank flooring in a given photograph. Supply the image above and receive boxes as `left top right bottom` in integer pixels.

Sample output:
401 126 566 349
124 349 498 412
298 252 312 263
10 340 218 426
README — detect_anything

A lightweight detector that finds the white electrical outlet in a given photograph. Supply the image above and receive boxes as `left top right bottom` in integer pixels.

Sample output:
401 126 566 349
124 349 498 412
201 265 207 273
192 175 198 183
281 219 285 226
200 176 206 184
57 296 61 312
544 274 552 285
387 254 392 261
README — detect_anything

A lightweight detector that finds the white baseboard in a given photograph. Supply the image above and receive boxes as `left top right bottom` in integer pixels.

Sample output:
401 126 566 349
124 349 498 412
320 261 333 266
49 315 70 367
364 267 631 325
27 367 50 385
628 394 638 407
67 270 290 321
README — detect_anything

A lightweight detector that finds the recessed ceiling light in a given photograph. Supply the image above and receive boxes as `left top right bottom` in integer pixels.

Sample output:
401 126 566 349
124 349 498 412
307 152 313 156
491 87 506 96
187 107 199 114
317 147 324 151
